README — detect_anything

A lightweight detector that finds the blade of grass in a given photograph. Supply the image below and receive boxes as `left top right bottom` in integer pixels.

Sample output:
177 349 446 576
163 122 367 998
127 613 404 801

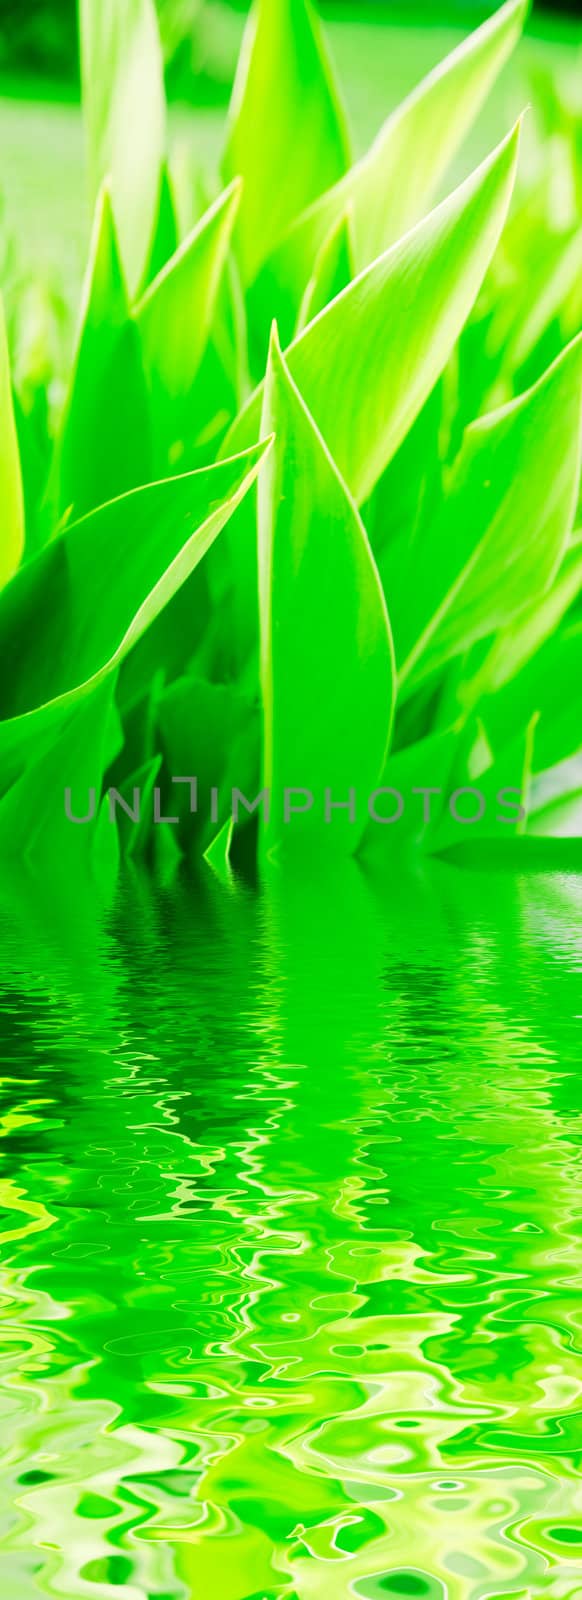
0 442 272 797
258 329 395 859
295 208 354 335
398 332 582 693
222 0 349 285
134 181 242 470
79 0 166 296
55 184 152 520
456 537 582 712
215 126 520 671
228 124 521 506
256 0 529 342
0 294 25 589
142 161 179 291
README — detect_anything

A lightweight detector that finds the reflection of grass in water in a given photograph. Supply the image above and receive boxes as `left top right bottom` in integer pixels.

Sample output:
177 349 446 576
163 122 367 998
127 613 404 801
0 7 578 301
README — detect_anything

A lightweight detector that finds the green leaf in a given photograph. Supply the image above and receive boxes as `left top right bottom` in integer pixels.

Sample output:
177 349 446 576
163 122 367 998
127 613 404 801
134 181 242 470
258 331 395 859
0 678 115 867
142 161 179 291
172 253 250 473
362 726 459 857
222 0 349 286
433 719 536 854
115 753 162 859
0 294 25 589
157 673 259 855
484 621 582 777
0 442 271 795
256 0 529 343
203 816 235 882
295 207 354 335
79 0 166 297
372 380 446 576
398 332 582 692
12 385 52 561
228 124 521 507
55 185 152 521
215 126 520 670
456 535 582 713
510 225 582 381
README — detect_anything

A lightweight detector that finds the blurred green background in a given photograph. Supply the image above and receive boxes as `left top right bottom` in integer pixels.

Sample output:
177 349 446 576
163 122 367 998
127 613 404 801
0 1 581 97
0 1 580 341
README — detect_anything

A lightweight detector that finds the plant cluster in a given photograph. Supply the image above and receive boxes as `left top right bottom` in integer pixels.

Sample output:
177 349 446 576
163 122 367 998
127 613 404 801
1 0 581 874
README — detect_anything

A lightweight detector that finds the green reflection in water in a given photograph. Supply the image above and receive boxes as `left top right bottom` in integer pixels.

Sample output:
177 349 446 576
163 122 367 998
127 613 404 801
0 859 581 1599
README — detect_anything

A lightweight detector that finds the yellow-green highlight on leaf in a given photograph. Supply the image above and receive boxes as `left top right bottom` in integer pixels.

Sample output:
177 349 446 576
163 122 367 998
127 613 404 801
510 223 582 380
0 677 115 867
228 123 521 509
296 207 354 335
0 442 272 797
222 0 349 286
258 329 395 859
482 621 582 780
215 122 521 673
203 817 235 883
134 180 242 468
79 0 166 297
56 183 152 520
398 331 582 693
257 0 529 343
0 295 25 590
456 537 582 715
5 0 582 869
142 161 179 292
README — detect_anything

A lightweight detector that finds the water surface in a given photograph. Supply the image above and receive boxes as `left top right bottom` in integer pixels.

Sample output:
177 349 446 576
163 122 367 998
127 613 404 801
0 860 581 1598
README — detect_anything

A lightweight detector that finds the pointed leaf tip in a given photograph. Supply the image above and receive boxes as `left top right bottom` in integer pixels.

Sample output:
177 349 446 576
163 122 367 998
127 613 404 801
268 321 283 362
254 0 528 345
398 329 582 692
0 294 25 589
80 0 166 296
223 0 349 283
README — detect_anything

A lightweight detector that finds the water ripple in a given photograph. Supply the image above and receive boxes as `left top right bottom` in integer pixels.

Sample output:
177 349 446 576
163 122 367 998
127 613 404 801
0 862 581 1598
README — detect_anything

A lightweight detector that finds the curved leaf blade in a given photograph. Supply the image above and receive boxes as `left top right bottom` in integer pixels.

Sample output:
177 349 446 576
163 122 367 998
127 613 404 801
56 185 152 521
258 331 395 859
455 537 582 715
142 161 179 291
257 0 529 342
0 442 272 797
135 181 242 468
0 678 115 866
79 0 166 296
483 621 582 777
0 295 25 589
213 124 521 674
228 124 521 507
222 0 349 285
399 332 582 692
296 207 354 335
